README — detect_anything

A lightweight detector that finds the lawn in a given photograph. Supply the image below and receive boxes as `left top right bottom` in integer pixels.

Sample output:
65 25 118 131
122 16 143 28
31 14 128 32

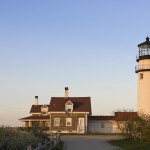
109 139 150 150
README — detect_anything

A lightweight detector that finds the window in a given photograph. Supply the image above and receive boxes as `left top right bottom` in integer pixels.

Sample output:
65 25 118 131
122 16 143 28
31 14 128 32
45 122 50 127
78 118 84 126
140 73 143 80
67 108 72 113
65 101 73 113
41 105 48 115
101 122 105 128
42 111 47 115
66 118 72 126
54 118 60 126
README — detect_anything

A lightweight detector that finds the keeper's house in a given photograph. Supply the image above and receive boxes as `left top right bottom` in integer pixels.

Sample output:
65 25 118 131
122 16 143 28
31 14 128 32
19 87 137 134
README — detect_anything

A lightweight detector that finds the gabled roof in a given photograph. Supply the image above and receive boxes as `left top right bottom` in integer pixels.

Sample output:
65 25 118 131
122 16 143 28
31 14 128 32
41 104 48 108
65 100 73 105
114 112 138 121
88 116 115 121
19 115 50 120
49 97 91 114
30 105 49 113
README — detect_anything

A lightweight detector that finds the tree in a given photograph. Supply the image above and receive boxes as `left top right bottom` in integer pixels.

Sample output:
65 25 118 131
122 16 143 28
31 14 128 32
114 110 150 141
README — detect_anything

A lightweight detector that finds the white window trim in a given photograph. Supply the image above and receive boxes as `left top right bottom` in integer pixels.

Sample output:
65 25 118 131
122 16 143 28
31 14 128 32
66 118 72 126
54 118 60 127
65 100 73 113
41 105 48 114
45 122 50 127
78 118 85 126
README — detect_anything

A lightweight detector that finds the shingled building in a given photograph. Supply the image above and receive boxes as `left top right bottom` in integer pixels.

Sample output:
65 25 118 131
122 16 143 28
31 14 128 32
19 87 137 134
20 87 91 133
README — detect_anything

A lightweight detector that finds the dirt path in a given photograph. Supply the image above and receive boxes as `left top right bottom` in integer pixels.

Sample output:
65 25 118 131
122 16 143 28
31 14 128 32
61 135 123 150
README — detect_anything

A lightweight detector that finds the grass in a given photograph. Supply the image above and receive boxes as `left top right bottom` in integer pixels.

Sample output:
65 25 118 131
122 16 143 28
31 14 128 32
109 139 150 150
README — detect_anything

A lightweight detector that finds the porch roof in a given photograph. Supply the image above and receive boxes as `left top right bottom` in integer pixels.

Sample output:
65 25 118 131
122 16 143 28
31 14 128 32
30 105 49 113
19 115 50 120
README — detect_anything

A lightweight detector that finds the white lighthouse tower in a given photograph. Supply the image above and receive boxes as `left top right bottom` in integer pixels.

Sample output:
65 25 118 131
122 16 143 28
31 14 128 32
136 37 150 114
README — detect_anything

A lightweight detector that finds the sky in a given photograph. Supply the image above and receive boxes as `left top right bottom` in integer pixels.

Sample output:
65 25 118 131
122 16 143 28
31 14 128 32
0 0 150 126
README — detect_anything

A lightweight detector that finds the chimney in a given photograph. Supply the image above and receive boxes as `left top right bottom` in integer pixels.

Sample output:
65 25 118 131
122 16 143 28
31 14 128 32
35 96 38 106
65 87 68 98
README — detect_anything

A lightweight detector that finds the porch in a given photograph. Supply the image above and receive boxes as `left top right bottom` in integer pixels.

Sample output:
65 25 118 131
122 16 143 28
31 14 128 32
23 120 50 127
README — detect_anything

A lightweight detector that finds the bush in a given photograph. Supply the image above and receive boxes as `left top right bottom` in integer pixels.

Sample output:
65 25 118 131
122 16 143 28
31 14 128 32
17 126 49 144
114 111 150 141
52 141 64 150
0 126 40 150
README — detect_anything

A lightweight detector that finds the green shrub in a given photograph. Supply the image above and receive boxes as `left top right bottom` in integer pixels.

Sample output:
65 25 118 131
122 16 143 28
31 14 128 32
0 126 40 150
52 141 64 150
114 111 150 141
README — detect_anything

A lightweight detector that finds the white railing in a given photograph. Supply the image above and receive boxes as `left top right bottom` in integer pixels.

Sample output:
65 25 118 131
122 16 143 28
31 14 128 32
77 125 85 133
27 133 60 150
135 64 150 72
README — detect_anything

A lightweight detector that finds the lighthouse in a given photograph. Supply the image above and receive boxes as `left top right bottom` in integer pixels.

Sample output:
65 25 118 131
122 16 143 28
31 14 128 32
136 37 150 114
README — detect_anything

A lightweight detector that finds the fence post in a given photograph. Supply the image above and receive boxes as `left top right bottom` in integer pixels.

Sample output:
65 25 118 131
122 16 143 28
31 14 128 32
27 145 32 150
38 142 42 149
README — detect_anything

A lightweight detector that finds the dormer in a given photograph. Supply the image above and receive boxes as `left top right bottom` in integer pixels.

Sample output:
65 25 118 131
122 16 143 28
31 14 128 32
41 105 48 115
65 100 73 113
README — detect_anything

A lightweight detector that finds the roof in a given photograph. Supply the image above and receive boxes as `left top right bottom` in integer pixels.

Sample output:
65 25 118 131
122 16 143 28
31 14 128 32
88 112 138 121
19 115 50 120
30 105 49 113
49 97 91 114
88 116 115 121
114 112 138 121
138 37 150 47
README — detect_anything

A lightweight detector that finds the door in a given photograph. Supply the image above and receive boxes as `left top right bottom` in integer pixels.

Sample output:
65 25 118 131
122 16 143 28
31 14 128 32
77 118 85 133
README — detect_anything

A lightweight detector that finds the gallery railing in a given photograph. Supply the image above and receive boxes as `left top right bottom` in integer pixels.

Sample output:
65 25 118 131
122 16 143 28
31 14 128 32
135 64 150 72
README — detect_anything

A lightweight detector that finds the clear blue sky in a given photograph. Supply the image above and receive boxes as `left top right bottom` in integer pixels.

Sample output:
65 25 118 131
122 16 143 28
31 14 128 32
0 0 149 126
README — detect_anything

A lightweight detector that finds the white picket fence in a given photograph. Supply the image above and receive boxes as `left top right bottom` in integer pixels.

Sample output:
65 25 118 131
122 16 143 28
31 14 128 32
27 133 60 150
27 134 60 150
27 141 49 150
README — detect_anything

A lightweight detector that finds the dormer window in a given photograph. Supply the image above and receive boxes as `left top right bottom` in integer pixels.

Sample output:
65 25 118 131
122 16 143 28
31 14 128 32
42 111 47 115
65 100 73 113
41 105 48 115
67 108 72 113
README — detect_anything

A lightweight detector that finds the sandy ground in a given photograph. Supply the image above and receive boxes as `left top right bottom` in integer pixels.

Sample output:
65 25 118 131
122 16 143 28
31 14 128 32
61 135 123 150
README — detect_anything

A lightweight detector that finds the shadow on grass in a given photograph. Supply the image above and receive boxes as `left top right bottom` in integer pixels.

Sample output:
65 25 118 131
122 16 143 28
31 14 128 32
109 139 150 150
